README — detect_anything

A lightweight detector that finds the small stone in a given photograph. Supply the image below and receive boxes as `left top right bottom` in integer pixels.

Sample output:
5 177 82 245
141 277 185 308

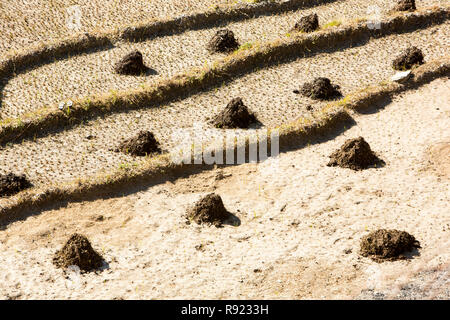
391 70 412 83
215 171 233 181
195 244 206 251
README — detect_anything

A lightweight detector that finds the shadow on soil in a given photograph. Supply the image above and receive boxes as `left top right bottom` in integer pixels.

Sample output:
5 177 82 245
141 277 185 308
1 19 444 226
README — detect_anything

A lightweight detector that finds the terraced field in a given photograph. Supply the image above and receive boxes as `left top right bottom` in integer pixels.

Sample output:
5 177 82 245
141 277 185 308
0 0 448 300
4 0 445 55
0 0 446 118
1 22 448 185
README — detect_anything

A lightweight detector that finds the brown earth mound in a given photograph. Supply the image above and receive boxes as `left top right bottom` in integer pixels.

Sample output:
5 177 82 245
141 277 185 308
292 13 319 33
53 234 104 272
187 193 231 227
327 137 383 170
114 50 149 75
392 46 424 70
0 173 32 197
207 29 240 53
212 97 258 129
393 0 416 12
116 131 161 156
296 77 342 100
360 229 421 262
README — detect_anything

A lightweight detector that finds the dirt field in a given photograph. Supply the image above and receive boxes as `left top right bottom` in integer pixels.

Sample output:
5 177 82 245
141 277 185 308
1 22 448 185
0 0 448 300
0 78 448 299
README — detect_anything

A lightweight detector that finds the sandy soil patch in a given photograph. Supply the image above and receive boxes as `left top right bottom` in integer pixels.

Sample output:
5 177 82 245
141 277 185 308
0 78 448 299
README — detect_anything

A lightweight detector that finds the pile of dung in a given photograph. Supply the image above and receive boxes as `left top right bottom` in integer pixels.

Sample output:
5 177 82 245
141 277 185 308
53 234 104 272
212 97 258 129
116 131 161 156
360 229 421 262
114 50 149 75
187 193 231 227
292 13 319 33
0 173 32 197
207 29 240 53
392 46 424 70
393 0 416 12
297 77 342 100
327 137 383 170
